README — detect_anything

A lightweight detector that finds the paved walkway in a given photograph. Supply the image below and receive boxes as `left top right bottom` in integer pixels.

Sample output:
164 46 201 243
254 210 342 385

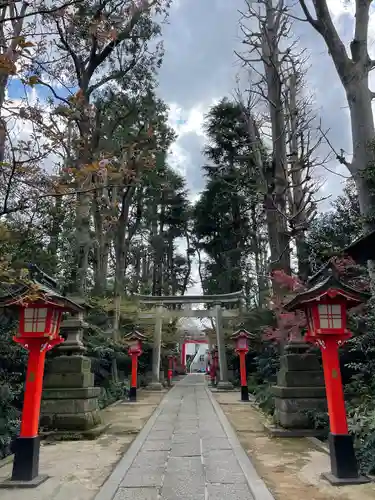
95 374 274 500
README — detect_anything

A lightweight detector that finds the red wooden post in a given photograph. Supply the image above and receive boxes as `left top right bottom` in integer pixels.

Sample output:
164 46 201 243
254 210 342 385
11 335 63 486
239 352 247 388
321 338 348 435
167 355 173 386
181 342 186 372
19 340 47 438
130 353 138 399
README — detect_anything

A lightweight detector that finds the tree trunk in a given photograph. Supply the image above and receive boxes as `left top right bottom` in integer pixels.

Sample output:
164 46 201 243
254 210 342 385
92 195 110 296
288 70 310 281
262 1 290 281
151 196 164 296
347 79 375 227
113 185 136 335
47 195 63 273
0 74 7 165
251 205 268 306
74 191 92 295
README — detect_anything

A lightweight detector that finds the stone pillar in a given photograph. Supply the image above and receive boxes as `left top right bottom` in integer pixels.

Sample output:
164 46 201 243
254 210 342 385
215 304 233 390
147 306 163 390
271 342 327 436
40 316 105 438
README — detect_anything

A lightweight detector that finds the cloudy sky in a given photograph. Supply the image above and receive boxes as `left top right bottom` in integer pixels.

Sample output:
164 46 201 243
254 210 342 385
157 0 371 203
152 0 375 295
6 0 372 300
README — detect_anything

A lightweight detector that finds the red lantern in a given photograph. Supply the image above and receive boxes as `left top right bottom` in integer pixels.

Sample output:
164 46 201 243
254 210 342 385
236 335 249 351
304 290 352 343
284 263 370 485
230 329 251 401
18 302 63 340
127 339 142 355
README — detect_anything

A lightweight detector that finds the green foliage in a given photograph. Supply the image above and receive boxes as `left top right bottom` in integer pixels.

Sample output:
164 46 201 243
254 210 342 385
98 380 130 409
347 396 375 475
303 409 329 430
0 318 26 458
254 384 276 415
193 98 266 296
0 385 20 459
306 180 362 272
344 297 375 474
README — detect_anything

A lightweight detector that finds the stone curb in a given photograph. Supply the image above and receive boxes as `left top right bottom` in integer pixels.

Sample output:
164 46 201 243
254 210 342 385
93 385 176 500
206 386 275 500
0 454 13 470
307 436 329 454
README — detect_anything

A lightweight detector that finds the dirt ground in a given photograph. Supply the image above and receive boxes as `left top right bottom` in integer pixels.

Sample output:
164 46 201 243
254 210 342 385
214 391 375 500
0 390 165 500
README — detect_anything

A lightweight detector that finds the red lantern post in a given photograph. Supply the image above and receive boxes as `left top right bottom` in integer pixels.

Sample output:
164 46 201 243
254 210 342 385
0 268 83 488
124 331 146 402
231 329 251 401
167 354 173 386
210 347 218 386
284 264 370 485
181 341 187 373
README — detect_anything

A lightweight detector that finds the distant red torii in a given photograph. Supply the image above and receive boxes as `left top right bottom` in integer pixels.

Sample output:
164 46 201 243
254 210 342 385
181 338 208 371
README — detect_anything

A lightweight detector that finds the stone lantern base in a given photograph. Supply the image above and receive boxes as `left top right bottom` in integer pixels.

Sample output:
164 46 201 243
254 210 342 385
268 343 328 437
41 356 104 437
40 318 106 439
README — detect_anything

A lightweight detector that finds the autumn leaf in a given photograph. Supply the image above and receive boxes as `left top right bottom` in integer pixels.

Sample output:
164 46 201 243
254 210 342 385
27 75 40 87
0 55 17 75
19 40 35 49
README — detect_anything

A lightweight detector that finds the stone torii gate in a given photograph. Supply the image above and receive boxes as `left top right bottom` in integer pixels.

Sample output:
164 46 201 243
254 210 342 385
136 291 244 390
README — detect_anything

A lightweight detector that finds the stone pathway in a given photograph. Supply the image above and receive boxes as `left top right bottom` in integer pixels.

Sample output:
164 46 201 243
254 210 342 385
95 374 274 500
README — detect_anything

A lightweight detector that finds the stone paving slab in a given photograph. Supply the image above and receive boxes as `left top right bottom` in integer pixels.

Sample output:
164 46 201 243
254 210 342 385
151 422 173 431
131 450 168 468
161 456 205 499
95 374 274 500
205 449 247 484
113 487 158 500
202 436 231 451
170 440 201 457
142 439 171 451
146 430 172 440
207 482 254 499
120 466 164 487
171 432 200 443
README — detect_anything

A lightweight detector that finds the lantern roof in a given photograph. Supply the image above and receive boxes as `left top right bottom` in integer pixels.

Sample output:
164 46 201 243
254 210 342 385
123 329 148 342
0 264 84 312
230 328 252 340
284 261 370 312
